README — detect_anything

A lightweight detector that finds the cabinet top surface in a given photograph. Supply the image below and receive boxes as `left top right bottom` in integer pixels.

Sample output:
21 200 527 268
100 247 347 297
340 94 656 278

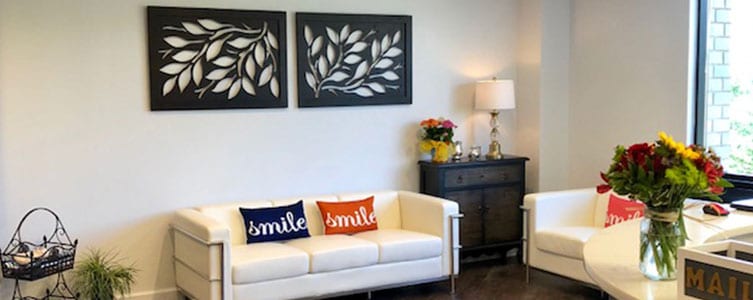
418 155 529 168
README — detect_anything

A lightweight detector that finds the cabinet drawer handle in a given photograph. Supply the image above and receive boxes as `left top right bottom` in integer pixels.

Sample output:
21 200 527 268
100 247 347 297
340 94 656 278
456 175 464 184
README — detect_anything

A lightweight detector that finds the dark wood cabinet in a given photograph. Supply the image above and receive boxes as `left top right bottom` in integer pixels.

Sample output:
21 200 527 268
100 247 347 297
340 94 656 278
419 155 528 255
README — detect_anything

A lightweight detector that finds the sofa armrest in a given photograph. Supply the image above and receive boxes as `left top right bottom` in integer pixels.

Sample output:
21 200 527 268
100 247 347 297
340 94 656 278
523 188 598 230
172 209 232 300
398 191 461 276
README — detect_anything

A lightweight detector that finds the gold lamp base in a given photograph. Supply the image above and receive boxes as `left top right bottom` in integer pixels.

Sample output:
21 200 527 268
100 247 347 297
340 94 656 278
486 141 503 160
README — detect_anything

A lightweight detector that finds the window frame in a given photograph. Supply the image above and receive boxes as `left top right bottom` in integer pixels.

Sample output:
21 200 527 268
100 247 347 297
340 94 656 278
694 0 753 200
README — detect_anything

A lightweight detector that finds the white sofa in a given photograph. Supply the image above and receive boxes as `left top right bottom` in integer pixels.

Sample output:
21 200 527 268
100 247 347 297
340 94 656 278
522 188 612 285
171 190 461 300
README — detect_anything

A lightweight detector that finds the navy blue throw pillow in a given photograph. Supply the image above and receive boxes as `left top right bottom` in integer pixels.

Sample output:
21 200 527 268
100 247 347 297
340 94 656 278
239 200 310 243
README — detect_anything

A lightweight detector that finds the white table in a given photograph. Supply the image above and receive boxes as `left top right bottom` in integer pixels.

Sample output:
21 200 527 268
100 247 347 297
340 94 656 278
583 203 753 300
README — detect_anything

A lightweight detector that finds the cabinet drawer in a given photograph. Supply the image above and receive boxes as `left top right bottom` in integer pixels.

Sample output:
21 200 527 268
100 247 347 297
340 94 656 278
443 165 521 188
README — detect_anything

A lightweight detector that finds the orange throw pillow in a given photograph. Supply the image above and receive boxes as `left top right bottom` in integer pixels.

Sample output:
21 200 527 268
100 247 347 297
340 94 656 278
317 196 378 234
604 193 645 227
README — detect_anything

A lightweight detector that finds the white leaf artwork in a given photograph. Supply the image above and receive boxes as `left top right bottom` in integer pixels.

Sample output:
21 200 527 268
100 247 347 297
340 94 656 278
348 42 368 54
192 61 203 85
178 68 191 92
367 82 386 93
383 48 402 58
164 36 190 48
374 58 393 69
258 65 272 86
326 27 339 44
353 61 368 80
329 72 348 82
340 25 351 42
197 19 223 30
326 44 336 65
206 68 231 80
213 78 233 92
267 32 279 49
228 79 241 99
242 77 256 95
311 37 323 56
254 43 266 67
160 63 186 75
172 50 198 62
304 25 313 45
153 10 285 106
346 30 362 45
228 37 253 49
343 54 362 64
353 87 374 97
305 72 316 89
162 77 176 95
270 77 279 97
206 39 224 61
183 22 208 35
299 19 407 100
213 56 236 67
245 56 256 78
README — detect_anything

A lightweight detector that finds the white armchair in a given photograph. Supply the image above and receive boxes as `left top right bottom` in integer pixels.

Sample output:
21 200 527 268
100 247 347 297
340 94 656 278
522 188 609 285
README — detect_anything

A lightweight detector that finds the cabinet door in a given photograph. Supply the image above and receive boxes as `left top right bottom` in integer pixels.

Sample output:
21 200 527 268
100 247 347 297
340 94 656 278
483 186 522 244
445 190 484 248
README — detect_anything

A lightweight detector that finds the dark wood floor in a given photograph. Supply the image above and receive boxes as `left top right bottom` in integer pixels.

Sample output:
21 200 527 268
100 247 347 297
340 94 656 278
332 258 603 300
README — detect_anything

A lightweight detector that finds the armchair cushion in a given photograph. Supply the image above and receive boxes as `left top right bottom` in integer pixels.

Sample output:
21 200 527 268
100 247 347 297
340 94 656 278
285 235 378 273
353 229 442 263
535 226 599 260
231 243 309 284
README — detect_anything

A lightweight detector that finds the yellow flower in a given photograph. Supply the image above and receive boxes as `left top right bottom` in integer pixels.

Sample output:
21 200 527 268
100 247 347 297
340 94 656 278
657 131 701 160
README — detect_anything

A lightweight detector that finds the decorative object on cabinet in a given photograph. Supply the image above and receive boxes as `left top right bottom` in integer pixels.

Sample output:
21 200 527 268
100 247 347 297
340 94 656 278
452 141 464 161
475 79 515 160
73 249 138 300
419 155 528 259
296 13 412 107
147 6 287 110
1 207 79 299
418 117 457 163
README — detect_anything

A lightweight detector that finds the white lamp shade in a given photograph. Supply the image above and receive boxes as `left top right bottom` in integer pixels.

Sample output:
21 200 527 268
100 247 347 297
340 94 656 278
475 79 515 110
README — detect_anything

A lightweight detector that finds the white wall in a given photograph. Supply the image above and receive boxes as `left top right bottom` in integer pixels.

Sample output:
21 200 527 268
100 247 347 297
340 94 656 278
568 0 695 188
0 0 518 297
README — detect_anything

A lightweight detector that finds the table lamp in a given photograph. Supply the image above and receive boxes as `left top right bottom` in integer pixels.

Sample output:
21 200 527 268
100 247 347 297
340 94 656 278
475 79 515 160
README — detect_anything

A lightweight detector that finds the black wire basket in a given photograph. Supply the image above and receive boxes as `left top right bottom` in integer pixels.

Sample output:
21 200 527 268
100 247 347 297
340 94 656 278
2 208 78 281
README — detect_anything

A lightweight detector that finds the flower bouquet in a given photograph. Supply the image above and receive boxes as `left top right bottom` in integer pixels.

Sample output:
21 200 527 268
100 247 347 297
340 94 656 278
419 117 456 163
598 132 732 280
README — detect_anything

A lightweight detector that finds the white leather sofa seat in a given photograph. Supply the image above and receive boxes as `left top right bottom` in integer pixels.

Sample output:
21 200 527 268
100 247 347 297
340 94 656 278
285 235 378 273
172 190 461 300
354 229 442 263
534 226 600 260
231 243 309 284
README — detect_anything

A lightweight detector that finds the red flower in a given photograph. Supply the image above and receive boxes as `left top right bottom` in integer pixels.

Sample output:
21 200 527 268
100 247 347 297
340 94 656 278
627 143 652 170
597 172 612 193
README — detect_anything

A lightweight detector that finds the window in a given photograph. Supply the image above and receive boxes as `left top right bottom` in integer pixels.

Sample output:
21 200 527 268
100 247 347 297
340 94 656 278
696 0 753 200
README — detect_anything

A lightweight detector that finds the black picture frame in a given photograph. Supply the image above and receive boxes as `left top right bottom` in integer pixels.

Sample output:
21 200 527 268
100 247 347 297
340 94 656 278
296 13 412 107
147 6 287 110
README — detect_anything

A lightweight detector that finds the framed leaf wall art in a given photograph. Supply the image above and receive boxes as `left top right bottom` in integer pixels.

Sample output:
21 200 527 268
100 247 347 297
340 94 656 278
296 13 412 107
147 6 287 110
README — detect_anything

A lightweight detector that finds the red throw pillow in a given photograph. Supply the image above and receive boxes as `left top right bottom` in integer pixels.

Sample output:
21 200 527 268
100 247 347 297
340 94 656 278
317 196 378 234
604 193 645 227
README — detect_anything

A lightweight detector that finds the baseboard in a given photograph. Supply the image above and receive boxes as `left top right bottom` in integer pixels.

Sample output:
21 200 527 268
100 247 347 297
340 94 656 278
120 288 180 300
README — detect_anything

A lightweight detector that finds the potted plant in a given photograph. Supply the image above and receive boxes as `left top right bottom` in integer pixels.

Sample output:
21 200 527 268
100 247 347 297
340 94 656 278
73 248 137 300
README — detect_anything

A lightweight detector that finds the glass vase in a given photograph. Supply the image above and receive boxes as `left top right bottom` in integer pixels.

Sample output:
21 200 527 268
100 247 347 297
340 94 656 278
639 207 685 280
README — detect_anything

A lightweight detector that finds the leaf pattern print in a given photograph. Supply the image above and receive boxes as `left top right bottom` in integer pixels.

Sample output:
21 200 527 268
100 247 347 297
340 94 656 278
157 18 282 100
302 23 405 98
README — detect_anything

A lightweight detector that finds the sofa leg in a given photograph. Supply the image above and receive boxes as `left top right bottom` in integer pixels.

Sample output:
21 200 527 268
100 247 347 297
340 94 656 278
367 291 372 299
450 275 457 294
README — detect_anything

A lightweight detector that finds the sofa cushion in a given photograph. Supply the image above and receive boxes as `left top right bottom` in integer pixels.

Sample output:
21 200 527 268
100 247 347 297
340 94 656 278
604 193 645 227
317 196 378 235
353 229 442 263
231 243 309 284
239 200 310 243
535 226 599 260
285 235 378 273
